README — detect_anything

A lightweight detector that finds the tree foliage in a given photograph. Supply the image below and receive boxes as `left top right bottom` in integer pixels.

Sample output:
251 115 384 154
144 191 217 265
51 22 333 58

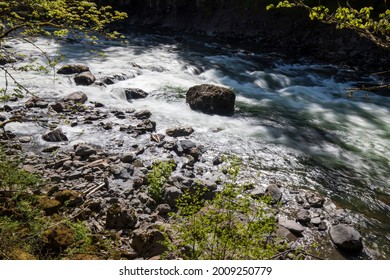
0 0 127 41
267 0 390 50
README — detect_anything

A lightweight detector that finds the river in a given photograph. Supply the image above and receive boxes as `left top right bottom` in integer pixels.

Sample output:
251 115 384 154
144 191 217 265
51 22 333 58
2 28 390 259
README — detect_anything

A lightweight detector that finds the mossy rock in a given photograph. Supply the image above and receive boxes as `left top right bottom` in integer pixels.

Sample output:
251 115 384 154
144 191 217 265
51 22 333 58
43 225 75 251
9 248 36 260
54 190 83 207
39 197 61 215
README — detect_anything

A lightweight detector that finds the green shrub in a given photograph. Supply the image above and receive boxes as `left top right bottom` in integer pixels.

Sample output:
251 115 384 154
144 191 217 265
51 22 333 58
147 160 175 203
163 158 283 260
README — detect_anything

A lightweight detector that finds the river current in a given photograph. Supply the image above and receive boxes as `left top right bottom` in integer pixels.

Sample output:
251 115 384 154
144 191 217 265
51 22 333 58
2 29 390 258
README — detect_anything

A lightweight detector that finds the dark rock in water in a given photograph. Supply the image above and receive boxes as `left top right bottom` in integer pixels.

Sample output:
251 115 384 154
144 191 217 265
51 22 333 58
42 128 68 142
50 102 66 113
212 156 223 165
134 110 152 120
101 73 129 85
106 203 137 230
186 84 236 116
296 210 311 224
329 224 363 252
265 185 282 204
179 139 196 152
0 115 6 122
125 88 149 99
0 53 17 65
3 104 12 112
57 64 89 74
305 192 325 208
74 144 97 158
279 218 305 235
74 71 96 86
25 96 48 109
166 126 194 137
42 146 60 153
63 91 88 104
133 119 156 134
121 153 136 163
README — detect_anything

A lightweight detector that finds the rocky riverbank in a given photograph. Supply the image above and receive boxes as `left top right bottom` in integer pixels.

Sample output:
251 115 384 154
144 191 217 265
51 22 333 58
0 61 371 259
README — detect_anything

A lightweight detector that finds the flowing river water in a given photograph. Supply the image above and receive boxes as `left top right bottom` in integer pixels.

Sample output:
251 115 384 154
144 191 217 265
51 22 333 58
2 29 390 259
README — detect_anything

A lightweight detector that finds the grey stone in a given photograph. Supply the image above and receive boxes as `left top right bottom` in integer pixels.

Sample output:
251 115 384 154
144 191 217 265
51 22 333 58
63 91 88 104
134 110 152 120
102 73 129 85
279 218 305 235
265 185 282 204
296 210 311 224
75 144 97 157
329 224 363 252
125 88 149 99
186 84 236 116
166 126 194 137
74 71 96 86
121 153 136 163
311 217 322 226
318 222 328 231
295 195 304 204
305 192 325 208
19 136 32 143
42 128 68 142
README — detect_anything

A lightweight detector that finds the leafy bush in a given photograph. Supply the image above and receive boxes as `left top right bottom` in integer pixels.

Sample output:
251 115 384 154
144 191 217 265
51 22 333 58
147 160 175 203
163 158 283 260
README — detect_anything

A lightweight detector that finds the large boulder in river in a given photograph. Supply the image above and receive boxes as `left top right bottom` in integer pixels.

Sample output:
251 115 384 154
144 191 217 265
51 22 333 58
62 91 88 104
57 64 90 74
329 224 363 252
186 84 236 116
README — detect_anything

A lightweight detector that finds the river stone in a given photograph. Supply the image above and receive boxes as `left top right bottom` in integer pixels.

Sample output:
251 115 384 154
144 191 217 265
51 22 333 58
63 91 88 104
134 110 152 120
57 64 90 74
311 217 322 226
19 136 32 143
279 218 305 235
75 144 97 157
166 126 194 137
102 73 129 85
296 210 311 224
305 192 325 208
265 185 282 204
25 96 48 108
179 139 196 152
42 128 68 142
186 84 236 116
125 88 149 99
329 224 363 252
74 71 96 86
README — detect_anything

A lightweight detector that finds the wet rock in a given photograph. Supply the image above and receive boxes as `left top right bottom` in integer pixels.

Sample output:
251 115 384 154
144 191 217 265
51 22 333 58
0 53 17 65
57 64 90 74
102 73 129 85
121 153 135 163
166 126 194 137
186 84 236 116
63 91 88 104
102 122 113 130
106 203 138 229
279 218 305 235
0 115 5 122
25 97 48 108
111 163 134 180
329 224 363 252
265 185 282 205
212 156 223 165
19 136 32 143
131 224 167 258
295 195 305 204
42 146 60 153
50 102 66 113
125 88 149 99
311 217 322 226
305 192 325 208
3 104 12 112
179 139 196 153
164 186 183 208
296 210 311 224
134 110 152 120
133 119 156 134
74 71 96 86
75 144 97 158
42 128 68 142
